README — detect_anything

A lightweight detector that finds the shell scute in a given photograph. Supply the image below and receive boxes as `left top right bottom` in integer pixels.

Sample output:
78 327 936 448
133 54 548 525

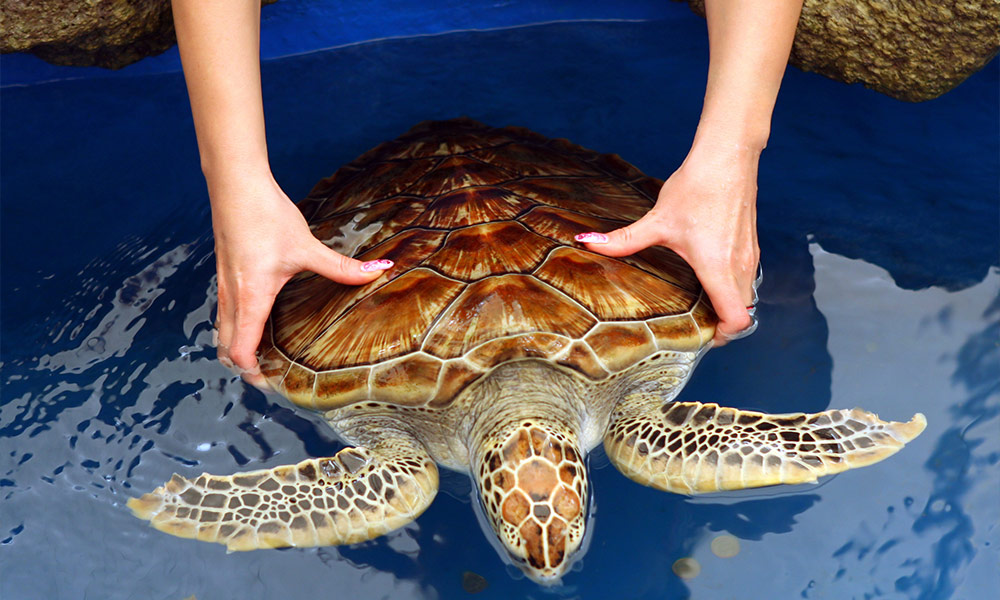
319 158 439 214
504 178 651 221
584 323 657 373
406 156 514 198
258 340 291 384
691 294 718 342
413 187 533 229
466 334 572 370
534 247 696 320
430 360 484 407
588 153 646 182
309 199 428 256
355 229 448 276
347 140 407 167
377 132 499 160
646 314 704 352
471 143 600 177
556 342 609 380
296 195 329 223
422 274 597 359
518 205 624 245
270 274 364 360
621 245 700 294
545 137 596 160
371 355 443 406
314 367 370 410
631 177 664 202
270 230 444 363
282 363 317 408
296 269 465 370
301 165 362 214
424 222 556 280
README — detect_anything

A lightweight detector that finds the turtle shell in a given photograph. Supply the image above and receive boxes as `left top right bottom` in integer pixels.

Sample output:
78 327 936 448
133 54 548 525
257 118 716 410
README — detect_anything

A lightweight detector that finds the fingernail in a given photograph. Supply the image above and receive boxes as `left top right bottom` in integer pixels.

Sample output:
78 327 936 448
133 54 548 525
575 232 608 244
360 259 394 272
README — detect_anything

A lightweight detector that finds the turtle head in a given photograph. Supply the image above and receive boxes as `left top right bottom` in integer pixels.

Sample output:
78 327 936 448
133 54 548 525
473 418 589 584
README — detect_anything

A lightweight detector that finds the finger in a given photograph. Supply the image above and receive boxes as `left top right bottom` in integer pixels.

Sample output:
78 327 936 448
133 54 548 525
215 263 236 368
574 213 663 257
699 271 754 346
228 287 277 372
306 241 393 285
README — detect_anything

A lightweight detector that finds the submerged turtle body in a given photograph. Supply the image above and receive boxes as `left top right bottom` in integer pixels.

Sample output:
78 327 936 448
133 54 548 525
130 119 926 583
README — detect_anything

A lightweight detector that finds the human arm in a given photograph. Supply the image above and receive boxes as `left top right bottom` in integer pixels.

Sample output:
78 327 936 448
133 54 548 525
171 0 390 373
578 0 802 344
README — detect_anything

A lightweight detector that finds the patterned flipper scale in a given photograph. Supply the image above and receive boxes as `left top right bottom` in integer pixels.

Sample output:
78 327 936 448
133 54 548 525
128 432 437 550
604 401 926 494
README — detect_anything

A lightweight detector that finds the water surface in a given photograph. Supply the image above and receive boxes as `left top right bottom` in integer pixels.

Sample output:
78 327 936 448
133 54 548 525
2 16 997 600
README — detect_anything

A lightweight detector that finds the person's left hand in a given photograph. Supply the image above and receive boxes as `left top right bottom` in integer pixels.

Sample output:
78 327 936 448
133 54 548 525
576 141 761 345
209 170 390 385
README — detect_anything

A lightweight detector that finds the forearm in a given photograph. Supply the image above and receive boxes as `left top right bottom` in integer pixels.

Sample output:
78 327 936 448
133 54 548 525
172 0 269 185
694 0 802 155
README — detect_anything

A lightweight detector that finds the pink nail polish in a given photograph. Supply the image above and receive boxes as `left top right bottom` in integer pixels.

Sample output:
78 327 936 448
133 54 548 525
575 232 609 244
361 259 394 272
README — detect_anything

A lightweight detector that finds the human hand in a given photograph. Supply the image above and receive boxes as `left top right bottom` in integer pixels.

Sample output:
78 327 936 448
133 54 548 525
576 143 761 345
208 170 391 375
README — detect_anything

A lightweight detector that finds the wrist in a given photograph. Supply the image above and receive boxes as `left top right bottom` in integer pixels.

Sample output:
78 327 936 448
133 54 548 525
685 128 765 171
201 153 273 189
691 115 770 157
203 166 284 213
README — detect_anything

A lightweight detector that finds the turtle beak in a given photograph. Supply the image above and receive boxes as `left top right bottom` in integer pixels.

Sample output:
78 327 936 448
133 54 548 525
474 421 589 584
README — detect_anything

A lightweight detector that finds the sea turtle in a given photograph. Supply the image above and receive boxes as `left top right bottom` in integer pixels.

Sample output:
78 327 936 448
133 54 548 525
129 118 926 583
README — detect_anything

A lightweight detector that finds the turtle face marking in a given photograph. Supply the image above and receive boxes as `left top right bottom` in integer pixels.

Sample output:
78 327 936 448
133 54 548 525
477 422 587 583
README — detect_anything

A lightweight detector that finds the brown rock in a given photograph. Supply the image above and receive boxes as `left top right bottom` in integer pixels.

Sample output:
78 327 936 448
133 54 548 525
684 0 999 102
0 0 275 70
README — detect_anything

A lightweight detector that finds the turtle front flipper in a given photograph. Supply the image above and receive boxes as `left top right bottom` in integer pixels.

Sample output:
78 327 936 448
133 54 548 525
604 399 926 494
128 425 438 550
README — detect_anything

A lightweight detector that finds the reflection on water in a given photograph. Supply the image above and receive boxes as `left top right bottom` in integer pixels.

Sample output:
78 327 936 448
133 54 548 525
2 16 997 600
802 246 997 600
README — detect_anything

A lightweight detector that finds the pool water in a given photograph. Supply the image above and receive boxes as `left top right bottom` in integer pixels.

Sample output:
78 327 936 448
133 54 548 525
2 11 998 600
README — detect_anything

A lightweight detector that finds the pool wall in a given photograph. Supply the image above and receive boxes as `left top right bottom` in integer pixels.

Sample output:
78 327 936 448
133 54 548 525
1 0 680 86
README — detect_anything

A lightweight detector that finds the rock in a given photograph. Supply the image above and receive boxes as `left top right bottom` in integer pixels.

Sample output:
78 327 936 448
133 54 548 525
0 0 275 70
1 1 175 69
460 571 489 594
683 0 999 102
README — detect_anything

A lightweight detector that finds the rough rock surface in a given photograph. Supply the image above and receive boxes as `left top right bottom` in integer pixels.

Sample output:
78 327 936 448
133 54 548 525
1 1 176 69
0 0 275 70
685 0 1000 102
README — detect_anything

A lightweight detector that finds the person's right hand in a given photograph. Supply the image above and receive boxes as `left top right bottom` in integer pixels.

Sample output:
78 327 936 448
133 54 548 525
577 140 760 345
208 170 391 375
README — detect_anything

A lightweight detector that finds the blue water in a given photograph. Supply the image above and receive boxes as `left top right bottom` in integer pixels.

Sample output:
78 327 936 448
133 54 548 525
2 8 998 600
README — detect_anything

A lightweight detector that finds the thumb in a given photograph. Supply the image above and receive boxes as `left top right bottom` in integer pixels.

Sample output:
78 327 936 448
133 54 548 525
575 213 662 258
305 241 393 285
